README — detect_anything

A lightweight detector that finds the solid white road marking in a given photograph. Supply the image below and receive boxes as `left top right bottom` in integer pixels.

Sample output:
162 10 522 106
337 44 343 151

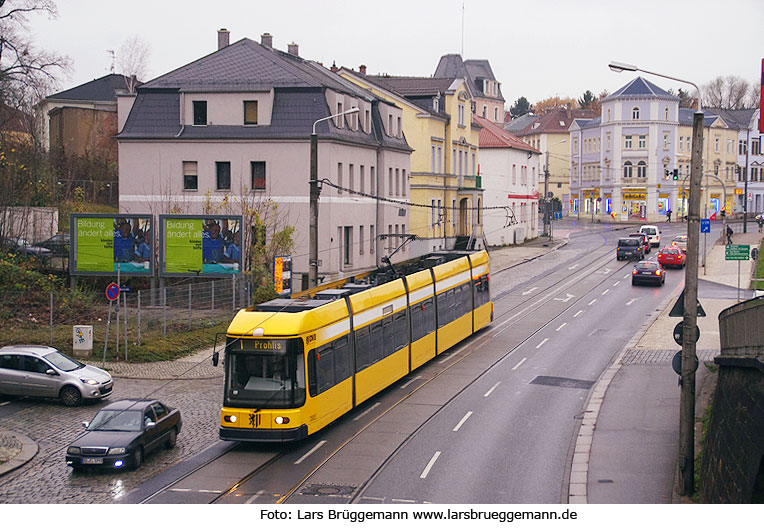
353 402 381 421
556 322 567 331
536 338 549 349
453 411 473 432
512 357 527 370
294 440 326 465
420 451 442 479
574 310 583 317
484 382 501 397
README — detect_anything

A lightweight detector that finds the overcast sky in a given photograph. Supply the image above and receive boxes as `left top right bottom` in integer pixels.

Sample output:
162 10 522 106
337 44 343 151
31 0 764 107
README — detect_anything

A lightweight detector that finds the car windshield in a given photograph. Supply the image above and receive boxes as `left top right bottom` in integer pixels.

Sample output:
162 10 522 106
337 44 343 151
44 350 85 371
88 410 142 431
642 228 656 235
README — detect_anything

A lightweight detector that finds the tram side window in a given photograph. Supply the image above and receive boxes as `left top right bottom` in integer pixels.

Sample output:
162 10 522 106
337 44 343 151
370 321 385 363
355 327 371 372
411 297 435 342
316 344 334 394
394 312 408 351
309 335 352 396
382 316 396 357
474 274 490 308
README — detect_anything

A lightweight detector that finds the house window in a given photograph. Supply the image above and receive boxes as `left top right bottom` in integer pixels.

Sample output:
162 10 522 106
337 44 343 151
665 107 669 120
337 163 343 193
623 161 633 179
494 107 499 122
679 136 684 151
606 132 611 151
637 161 647 178
244 101 258 125
624 135 633 149
431 199 437 226
370 225 375 254
663 133 669 149
458 104 465 126
397 116 402 137
607 109 611 121
388 168 393 196
482 105 487 118
388 114 393 135
431 146 436 172
349 164 355 192
632 107 640 120
360 165 365 193
365 109 370 132
359 225 365 255
193 101 207 125
343 226 352 266
638 135 646 149
370 166 376 195
395 168 400 196
714 137 720 153
739 140 747 155
512 164 517 185
402 169 407 196
216 161 231 190
251 161 266 190
437 146 442 173
183 161 198 190
337 102 343 127
753 138 761 155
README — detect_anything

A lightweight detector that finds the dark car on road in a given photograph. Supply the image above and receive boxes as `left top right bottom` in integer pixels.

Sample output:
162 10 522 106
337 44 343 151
0 236 51 260
631 261 666 286
66 399 181 470
616 237 645 261
33 233 70 257
628 232 651 255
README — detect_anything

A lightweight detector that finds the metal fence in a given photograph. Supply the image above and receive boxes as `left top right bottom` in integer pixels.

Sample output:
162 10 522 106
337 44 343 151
1 277 252 359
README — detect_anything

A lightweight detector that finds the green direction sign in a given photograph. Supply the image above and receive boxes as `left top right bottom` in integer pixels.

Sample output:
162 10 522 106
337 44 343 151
725 244 750 260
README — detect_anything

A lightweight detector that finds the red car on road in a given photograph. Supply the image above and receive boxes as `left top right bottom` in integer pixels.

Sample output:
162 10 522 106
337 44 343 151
657 246 685 268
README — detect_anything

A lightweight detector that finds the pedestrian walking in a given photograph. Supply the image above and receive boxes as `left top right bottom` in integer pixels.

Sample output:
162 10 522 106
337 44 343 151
757 217 763 232
726 225 734 244
666 209 672 223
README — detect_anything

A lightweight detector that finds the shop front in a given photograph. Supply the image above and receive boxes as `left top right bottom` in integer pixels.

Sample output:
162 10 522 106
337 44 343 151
658 193 671 217
622 188 647 220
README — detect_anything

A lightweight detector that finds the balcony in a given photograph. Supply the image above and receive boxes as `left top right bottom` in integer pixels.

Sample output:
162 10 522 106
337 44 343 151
461 175 482 189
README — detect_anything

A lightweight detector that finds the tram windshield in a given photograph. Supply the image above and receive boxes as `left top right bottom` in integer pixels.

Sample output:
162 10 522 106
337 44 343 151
224 337 306 408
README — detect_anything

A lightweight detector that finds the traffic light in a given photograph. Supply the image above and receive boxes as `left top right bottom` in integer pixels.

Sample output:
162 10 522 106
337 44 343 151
672 169 679 180
665 169 670 180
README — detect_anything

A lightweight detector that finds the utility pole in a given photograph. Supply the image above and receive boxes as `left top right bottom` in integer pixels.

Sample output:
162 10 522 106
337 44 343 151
679 109 704 497
743 129 750 233
544 150 550 238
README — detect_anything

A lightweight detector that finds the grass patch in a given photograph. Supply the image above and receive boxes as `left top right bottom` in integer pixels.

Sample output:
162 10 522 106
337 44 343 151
752 236 764 290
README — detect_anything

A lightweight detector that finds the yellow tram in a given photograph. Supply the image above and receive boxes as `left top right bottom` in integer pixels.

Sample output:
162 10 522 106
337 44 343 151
215 250 492 442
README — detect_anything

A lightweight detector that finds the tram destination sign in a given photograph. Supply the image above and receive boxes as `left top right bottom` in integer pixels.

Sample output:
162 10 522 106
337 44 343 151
725 244 750 260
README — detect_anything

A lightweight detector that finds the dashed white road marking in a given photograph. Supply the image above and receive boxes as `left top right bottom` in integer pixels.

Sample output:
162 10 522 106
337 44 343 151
198 489 222 494
627 298 639 306
522 287 539 295
574 310 583 317
453 411 473 432
420 451 442 479
294 440 326 465
536 338 549 349
556 322 567 331
0 401 10 407
169 488 192 492
613 281 621 286
484 382 501 397
245 490 266 504
353 402 381 421
588 299 597 306
400 376 422 389
601 289 610 295
512 357 527 371
624 274 630 279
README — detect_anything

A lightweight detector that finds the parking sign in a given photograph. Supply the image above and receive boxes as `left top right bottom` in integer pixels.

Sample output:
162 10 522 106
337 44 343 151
700 219 710 233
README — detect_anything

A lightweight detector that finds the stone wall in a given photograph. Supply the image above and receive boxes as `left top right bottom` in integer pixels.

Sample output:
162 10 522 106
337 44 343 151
699 297 764 503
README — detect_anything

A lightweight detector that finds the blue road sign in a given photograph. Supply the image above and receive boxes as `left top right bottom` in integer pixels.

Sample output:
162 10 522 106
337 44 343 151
105 283 120 301
700 219 711 233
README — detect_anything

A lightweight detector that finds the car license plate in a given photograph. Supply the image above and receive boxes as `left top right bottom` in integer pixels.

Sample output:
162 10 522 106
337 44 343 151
103 383 112 391
83 457 103 464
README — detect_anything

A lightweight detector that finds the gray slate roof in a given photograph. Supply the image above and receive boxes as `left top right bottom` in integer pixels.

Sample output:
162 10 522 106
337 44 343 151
604 76 678 101
46 74 135 102
118 38 410 152
678 108 721 128
703 107 757 130
433 55 504 102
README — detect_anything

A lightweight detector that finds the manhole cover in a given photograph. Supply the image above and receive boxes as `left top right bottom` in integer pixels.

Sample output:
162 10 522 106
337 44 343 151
300 484 357 498
530 376 595 389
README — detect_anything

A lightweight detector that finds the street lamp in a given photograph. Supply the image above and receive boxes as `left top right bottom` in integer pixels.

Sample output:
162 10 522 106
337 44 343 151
609 61 703 497
544 139 566 239
309 107 360 288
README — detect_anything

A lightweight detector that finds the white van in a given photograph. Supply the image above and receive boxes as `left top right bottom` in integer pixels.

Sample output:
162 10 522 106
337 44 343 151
639 225 661 248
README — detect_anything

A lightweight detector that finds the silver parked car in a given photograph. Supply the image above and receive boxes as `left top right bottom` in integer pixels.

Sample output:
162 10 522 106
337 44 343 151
0 345 113 406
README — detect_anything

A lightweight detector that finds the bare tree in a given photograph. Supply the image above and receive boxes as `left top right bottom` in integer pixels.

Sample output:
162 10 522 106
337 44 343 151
702 75 751 110
116 35 150 92
0 0 70 112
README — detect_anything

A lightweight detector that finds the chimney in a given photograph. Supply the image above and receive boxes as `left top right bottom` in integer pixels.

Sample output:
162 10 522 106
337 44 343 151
287 42 299 56
261 33 273 48
330 61 338 73
359 64 367 75
217 28 230 50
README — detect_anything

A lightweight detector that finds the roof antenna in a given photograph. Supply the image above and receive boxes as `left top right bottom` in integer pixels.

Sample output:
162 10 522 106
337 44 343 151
460 2 465 57
106 50 115 73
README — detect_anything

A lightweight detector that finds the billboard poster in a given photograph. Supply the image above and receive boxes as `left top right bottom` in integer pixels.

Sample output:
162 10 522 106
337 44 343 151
160 215 243 278
70 214 153 276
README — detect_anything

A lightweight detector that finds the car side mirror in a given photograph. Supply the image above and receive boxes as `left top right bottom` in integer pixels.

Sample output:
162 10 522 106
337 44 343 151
212 351 219 367
145 421 156 429
82 421 89 429
46 369 57 376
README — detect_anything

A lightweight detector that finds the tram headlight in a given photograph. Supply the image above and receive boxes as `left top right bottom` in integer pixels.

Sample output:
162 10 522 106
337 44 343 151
224 415 237 423
275 416 290 425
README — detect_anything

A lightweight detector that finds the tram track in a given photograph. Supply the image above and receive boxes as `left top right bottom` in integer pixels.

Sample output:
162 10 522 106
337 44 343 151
141 228 639 504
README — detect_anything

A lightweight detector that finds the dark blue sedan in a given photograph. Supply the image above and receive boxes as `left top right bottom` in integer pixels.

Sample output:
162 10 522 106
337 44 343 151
66 399 181 470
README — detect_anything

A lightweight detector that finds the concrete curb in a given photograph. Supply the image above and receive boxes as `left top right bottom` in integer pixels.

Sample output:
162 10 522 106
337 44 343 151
0 431 38 477
567 279 685 503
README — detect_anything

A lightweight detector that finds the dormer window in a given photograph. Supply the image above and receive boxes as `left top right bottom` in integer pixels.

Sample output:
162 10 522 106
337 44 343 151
433 97 439 112
193 101 207 125
632 107 640 120
244 101 258 125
